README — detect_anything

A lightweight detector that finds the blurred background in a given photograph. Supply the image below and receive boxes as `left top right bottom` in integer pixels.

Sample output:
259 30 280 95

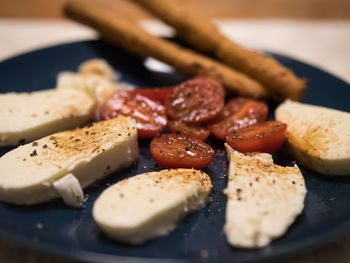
1 0 350 76
1 0 350 19
1 0 349 82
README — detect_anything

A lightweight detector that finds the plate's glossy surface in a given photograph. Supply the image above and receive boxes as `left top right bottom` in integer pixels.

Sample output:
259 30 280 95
0 40 350 263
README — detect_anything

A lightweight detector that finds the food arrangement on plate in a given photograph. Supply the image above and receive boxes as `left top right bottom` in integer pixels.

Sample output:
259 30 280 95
0 0 350 259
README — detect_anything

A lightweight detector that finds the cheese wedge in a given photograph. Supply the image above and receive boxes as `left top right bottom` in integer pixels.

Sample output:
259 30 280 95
56 72 120 109
0 116 138 206
0 88 96 146
276 100 350 175
93 169 212 244
56 59 133 117
78 59 119 81
224 144 306 248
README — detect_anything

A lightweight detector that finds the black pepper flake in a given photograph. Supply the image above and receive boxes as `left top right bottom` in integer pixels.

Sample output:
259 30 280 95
272 179 276 184
255 177 260 182
128 133 131 136
22 158 27 162
32 142 38 147
76 139 80 142
292 181 295 184
236 188 242 192
30 150 37 157
85 131 89 135
237 197 242 201
42 144 47 148
249 183 253 186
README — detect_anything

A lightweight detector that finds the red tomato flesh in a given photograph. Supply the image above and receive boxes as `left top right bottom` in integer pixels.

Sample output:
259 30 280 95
165 76 225 123
226 120 287 153
132 87 173 105
207 98 268 140
99 90 167 138
150 133 214 169
168 119 210 141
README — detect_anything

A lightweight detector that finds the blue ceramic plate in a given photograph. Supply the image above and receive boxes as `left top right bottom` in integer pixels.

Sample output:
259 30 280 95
0 40 350 263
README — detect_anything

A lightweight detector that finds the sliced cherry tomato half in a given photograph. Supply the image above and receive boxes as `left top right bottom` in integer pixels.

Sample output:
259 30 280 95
99 90 167 138
168 119 210 141
132 87 173 105
150 133 214 169
165 76 225 123
226 120 287 153
207 98 268 140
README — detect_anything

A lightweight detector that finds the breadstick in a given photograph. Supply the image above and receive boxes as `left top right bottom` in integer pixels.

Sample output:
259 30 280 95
64 0 267 99
131 0 306 101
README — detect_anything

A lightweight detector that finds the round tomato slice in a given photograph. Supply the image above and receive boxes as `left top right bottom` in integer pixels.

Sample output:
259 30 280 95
168 119 210 141
207 98 268 140
150 133 214 169
132 87 173 104
99 90 167 138
226 120 287 153
165 77 225 123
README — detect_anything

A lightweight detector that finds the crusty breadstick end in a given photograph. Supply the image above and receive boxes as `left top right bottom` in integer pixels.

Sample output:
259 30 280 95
132 0 306 101
217 39 307 101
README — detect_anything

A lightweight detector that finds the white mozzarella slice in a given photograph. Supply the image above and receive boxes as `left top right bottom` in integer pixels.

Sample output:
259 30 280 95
93 169 212 244
0 88 96 146
0 116 138 205
224 144 306 248
276 100 350 175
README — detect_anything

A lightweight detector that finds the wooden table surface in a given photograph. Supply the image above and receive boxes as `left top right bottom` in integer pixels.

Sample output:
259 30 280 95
0 17 350 263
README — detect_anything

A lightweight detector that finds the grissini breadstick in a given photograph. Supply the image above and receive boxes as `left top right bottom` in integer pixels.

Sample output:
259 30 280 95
64 0 267 99
131 0 306 101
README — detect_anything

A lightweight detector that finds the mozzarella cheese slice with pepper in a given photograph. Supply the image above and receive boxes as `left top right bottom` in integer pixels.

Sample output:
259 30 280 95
276 100 350 175
93 169 212 244
224 144 306 248
0 88 96 146
0 116 138 206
